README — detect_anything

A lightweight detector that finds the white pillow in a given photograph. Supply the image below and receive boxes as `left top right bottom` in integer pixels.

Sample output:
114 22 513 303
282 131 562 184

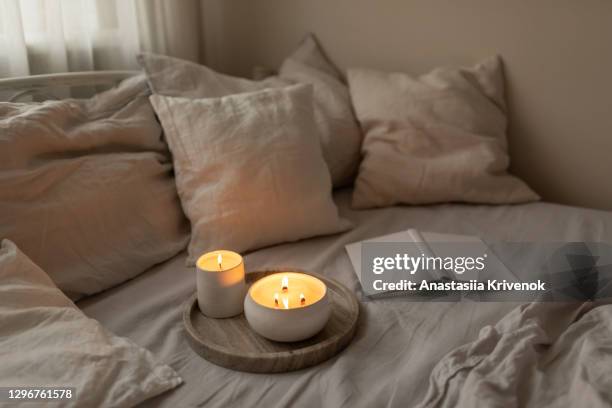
348 56 539 208
149 84 351 265
0 239 182 407
0 76 189 299
138 34 362 187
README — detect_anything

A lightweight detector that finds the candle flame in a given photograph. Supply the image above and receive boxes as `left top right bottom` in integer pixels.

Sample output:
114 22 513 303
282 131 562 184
300 293 305 305
282 297 289 309
281 275 289 292
217 253 222 269
274 293 279 307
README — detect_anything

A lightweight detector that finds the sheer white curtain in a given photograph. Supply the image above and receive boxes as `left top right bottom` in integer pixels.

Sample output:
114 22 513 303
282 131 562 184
0 0 202 78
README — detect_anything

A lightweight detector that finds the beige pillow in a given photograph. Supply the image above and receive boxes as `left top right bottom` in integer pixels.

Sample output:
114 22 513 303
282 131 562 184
279 34 362 187
0 75 167 169
0 240 182 407
149 84 351 265
138 34 362 187
0 77 189 299
348 56 539 208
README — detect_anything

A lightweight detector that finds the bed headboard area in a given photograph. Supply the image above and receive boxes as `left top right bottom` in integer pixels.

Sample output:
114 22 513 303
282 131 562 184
202 0 612 210
0 71 139 102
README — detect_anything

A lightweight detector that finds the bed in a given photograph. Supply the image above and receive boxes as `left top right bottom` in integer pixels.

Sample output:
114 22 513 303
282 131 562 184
78 188 612 407
2 67 612 407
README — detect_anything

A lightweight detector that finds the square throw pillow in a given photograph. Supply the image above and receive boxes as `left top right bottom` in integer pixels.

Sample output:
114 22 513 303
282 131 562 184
0 239 182 407
138 33 362 187
348 56 539 208
279 34 362 187
0 76 189 299
149 84 351 265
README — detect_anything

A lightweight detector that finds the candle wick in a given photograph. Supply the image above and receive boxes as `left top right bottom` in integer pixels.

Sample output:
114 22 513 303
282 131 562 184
281 276 289 292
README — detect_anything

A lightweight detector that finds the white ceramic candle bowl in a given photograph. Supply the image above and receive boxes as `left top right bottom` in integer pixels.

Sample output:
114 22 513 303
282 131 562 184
196 250 246 318
244 272 331 342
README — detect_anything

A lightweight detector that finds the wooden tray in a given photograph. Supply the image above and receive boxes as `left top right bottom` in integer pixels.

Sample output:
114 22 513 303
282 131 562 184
183 269 359 373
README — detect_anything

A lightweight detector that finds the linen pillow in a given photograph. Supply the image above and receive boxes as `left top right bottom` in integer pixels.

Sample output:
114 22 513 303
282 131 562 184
0 75 166 168
0 76 189 299
279 34 362 187
149 84 351 265
348 56 539 208
0 239 182 407
138 33 362 187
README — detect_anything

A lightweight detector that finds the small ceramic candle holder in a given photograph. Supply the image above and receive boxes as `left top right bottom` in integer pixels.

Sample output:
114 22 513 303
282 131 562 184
244 272 331 342
196 250 246 318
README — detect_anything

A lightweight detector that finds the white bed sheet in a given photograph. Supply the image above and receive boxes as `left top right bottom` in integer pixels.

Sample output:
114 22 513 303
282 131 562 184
78 189 612 407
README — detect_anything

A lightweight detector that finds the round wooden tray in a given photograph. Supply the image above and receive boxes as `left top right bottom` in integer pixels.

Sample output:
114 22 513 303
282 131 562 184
183 269 359 373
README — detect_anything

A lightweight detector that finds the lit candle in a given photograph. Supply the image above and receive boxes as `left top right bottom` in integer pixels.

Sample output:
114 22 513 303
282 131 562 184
243 272 331 342
196 250 246 318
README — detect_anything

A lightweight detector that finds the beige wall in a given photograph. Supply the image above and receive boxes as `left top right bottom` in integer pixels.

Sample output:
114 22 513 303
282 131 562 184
202 0 612 210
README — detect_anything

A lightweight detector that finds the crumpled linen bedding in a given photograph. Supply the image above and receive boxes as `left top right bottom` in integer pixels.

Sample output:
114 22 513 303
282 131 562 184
418 301 612 408
78 189 612 408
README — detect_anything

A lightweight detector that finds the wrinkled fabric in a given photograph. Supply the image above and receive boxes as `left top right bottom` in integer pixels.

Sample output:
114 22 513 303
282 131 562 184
80 189 612 408
0 240 182 408
0 76 189 299
348 57 539 208
418 300 612 408
150 85 350 265
0 75 166 169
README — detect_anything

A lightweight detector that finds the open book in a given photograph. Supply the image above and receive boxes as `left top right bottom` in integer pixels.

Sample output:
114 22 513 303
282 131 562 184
345 229 518 298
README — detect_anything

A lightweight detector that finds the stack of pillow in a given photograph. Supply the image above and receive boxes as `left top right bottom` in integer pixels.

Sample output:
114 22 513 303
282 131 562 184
0 32 540 296
0 33 538 405
137 33 538 265
0 75 190 300
1 76 191 405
